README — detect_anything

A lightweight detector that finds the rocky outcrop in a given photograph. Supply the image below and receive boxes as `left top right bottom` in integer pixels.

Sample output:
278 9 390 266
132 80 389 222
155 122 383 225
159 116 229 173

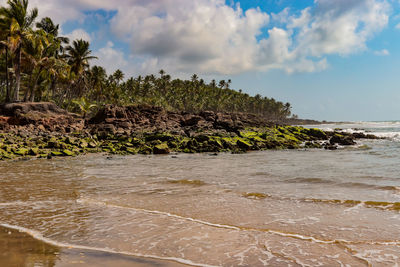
329 134 356 146
87 104 274 136
0 102 84 134
0 102 383 160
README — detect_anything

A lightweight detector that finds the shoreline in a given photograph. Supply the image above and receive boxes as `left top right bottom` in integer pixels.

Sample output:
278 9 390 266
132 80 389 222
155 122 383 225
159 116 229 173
0 225 189 267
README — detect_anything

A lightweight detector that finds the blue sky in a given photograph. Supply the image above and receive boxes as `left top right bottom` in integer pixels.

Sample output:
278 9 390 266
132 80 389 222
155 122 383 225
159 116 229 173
9 0 400 121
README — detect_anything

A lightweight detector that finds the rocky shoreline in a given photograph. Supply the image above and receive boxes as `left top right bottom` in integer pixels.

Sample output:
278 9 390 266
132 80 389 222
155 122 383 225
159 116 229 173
0 102 380 160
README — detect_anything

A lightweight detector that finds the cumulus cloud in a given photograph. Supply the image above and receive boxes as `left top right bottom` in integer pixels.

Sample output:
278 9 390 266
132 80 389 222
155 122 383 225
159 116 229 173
106 0 389 74
0 0 391 75
292 0 389 57
93 41 128 74
65 29 92 42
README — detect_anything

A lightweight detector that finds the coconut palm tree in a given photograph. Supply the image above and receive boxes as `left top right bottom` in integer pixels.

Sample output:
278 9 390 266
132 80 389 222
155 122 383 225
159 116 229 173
112 69 124 85
36 17 69 53
22 29 61 101
89 65 107 102
0 0 38 101
66 39 97 76
0 36 11 102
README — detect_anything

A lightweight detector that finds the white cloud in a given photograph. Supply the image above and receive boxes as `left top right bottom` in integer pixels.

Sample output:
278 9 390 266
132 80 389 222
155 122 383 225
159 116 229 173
0 0 391 75
65 29 92 42
93 41 128 74
292 0 389 57
374 49 390 56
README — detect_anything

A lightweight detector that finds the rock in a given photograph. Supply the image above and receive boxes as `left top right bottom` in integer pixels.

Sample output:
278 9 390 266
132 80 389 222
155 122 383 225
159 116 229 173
14 148 29 156
37 125 46 132
236 139 252 150
62 149 74 156
325 144 337 150
138 145 152 154
330 134 356 146
28 148 39 156
88 141 97 148
352 132 380 139
153 143 170 154
51 151 64 157
304 128 328 140
79 140 88 148
126 147 137 154
65 137 76 145
182 115 204 127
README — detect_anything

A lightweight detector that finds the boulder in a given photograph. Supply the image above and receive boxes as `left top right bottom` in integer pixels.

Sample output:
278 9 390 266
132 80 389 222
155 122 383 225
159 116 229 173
330 134 356 146
236 139 252 150
153 143 170 154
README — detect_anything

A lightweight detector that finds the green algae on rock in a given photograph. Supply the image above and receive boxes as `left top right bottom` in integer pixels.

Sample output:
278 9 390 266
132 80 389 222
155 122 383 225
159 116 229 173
0 124 371 161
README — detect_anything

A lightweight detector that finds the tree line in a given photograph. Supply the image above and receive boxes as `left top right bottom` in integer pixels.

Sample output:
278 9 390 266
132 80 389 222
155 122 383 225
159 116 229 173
0 0 292 119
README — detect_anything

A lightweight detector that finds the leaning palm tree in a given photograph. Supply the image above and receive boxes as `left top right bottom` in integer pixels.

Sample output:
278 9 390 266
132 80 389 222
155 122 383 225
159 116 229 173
66 39 97 76
0 0 38 101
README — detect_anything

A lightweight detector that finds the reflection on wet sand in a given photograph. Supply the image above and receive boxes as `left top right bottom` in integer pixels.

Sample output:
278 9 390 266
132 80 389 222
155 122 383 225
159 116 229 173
0 226 185 267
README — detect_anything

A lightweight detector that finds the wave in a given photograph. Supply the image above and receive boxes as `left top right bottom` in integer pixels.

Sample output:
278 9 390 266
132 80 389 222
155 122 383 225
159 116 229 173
302 198 400 212
0 223 218 267
337 182 400 192
76 197 400 246
285 177 335 184
283 179 400 193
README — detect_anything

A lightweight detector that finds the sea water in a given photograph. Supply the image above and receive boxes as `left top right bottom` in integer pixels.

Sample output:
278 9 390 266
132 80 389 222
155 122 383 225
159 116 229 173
1 121 400 266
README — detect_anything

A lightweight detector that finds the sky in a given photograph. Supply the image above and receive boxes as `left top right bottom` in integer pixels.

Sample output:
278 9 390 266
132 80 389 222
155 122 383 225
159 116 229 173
3 0 400 121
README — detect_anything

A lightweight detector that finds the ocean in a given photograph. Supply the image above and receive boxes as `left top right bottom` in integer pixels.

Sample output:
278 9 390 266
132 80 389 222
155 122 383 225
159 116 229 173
1 121 400 266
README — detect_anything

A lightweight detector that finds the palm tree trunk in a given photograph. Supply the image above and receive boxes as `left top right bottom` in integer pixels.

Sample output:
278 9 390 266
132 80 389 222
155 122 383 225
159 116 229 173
29 84 36 102
50 76 57 97
5 45 10 103
24 72 34 102
29 67 43 102
13 45 22 101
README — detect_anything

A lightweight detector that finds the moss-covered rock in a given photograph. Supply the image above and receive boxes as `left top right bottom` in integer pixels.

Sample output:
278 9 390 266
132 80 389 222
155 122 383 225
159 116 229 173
14 148 29 156
153 143 170 154
51 151 64 157
79 140 88 148
28 147 39 156
303 128 328 140
236 139 252 150
139 145 152 154
126 147 138 154
62 149 74 156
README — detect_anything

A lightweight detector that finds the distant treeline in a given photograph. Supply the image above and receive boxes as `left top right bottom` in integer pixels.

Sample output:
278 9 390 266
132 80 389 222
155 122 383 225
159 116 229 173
0 0 292 119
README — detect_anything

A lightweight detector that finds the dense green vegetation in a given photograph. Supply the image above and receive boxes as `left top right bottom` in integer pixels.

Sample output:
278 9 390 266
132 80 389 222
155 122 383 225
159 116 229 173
0 0 292 120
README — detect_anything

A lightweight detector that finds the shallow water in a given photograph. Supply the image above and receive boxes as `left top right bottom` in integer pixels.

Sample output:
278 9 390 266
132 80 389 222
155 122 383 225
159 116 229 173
1 122 400 266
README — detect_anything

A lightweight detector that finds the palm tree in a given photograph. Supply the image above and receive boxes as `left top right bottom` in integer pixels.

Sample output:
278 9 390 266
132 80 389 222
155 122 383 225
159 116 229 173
36 17 69 53
72 97 97 118
89 65 106 101
0 0 38 101
22 29 61 101
66 39 97 75
112 69 124 85
0 34 11 102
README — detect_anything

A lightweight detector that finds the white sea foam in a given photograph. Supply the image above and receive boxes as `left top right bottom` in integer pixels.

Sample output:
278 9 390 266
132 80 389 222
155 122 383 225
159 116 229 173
0 223 218 267
77 197 400 247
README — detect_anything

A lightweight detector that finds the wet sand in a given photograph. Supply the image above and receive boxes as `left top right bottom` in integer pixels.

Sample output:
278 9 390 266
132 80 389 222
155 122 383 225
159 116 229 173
0 226 186 267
